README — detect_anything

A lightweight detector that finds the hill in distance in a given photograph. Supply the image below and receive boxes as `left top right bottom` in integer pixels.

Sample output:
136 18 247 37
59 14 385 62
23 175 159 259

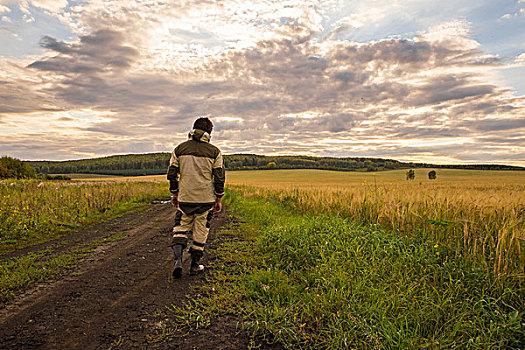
27 153 525 176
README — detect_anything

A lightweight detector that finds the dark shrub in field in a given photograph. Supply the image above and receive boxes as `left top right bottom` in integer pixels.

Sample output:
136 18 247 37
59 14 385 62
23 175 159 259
0 156 36 179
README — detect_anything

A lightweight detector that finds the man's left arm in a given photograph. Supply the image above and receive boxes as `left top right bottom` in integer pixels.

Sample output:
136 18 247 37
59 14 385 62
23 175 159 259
167 150 180 206
212 151 225 212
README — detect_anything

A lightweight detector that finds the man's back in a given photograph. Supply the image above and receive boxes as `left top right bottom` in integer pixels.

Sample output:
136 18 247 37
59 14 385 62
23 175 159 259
167 128 225 204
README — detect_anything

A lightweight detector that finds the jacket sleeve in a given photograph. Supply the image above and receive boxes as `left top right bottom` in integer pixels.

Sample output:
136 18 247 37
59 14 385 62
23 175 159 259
212 151 225 198
167 150 179 194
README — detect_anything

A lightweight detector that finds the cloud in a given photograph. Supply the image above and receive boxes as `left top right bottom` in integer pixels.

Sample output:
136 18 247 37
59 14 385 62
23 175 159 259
499 4 525 20
29 0 68 13
515 53 525 65
0 0 68 13
0 25 18 38
417 20 480 51
0 2 524 165
28 30 139 73
17 1 34 23
469 117 525 132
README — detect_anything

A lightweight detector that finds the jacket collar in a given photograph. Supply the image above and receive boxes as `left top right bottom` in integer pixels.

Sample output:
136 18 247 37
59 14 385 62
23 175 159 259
188 129 211 143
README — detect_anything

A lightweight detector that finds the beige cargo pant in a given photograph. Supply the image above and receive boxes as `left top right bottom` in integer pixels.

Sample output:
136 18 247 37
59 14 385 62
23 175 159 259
171 204 214 252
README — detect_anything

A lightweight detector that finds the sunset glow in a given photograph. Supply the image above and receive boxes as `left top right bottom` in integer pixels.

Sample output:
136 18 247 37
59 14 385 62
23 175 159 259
0 0 524 165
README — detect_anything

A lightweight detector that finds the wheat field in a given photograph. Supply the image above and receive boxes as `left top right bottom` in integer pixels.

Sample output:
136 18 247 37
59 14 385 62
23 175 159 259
226 169 525 281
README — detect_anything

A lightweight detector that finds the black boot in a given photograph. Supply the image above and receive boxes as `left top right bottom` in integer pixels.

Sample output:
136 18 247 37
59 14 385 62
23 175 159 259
172 244 183 279
189 250 204 276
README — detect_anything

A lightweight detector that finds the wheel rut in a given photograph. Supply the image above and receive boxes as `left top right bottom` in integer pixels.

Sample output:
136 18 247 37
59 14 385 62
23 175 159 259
0 204 248 350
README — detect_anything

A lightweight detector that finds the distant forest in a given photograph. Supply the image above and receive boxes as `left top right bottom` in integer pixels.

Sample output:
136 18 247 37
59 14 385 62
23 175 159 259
26 153 524 176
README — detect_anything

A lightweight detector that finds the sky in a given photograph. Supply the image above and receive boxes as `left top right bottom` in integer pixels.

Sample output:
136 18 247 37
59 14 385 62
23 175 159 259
0 0 524 165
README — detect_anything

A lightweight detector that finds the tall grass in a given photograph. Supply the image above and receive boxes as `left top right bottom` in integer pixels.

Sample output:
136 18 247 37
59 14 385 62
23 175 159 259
228 174 525 284
165 189 524 349
0 179 166 250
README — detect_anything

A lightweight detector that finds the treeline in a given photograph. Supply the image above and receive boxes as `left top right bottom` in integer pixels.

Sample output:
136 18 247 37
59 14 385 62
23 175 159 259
29 153 169 176
1 156 36 179
405 162 522 171
225 154 406 172
26 153 524 176
28 153 407 175
1 156 71 180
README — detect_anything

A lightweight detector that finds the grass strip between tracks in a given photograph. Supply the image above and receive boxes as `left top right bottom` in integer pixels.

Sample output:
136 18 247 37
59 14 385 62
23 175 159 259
0 230 129 304
157 189 524 349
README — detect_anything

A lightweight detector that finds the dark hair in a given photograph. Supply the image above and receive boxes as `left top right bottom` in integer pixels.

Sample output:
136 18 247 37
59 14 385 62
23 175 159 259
193 117 213 134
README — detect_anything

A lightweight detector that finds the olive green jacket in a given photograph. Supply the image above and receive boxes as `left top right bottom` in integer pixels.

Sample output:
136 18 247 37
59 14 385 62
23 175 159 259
167 129 225 204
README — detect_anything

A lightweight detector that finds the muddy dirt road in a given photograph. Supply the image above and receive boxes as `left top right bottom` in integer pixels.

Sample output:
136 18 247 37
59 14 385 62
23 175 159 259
0 204 252 349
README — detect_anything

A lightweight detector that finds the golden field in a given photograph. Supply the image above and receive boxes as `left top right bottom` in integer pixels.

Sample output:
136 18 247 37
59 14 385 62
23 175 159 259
20 169 524 280
226 169 525 280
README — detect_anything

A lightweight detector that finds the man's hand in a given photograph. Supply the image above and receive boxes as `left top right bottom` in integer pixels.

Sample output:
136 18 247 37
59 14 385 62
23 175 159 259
213 197 222 214
171 193 178 207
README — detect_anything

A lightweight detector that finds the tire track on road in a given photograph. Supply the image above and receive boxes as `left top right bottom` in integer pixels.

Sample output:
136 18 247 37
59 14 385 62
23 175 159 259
0 203 214 349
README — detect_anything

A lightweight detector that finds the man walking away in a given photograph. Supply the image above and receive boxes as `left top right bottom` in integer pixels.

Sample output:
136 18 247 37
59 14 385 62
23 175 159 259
167 117 225 278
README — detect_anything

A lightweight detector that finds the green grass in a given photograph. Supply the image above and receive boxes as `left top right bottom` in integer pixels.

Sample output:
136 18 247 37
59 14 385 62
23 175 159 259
0 249 86 303
0 202 147 255
0 230 129 303
159 189 524 349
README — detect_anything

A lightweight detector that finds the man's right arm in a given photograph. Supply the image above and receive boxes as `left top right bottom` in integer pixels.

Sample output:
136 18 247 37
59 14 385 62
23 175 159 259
212 151 225 198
